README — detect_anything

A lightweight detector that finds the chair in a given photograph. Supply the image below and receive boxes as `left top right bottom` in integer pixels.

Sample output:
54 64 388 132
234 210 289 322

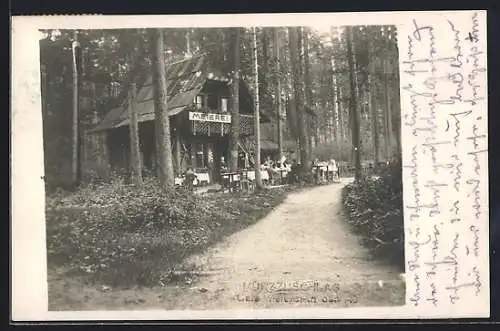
239 170 254 192
230 173 241 193
269 169 280 186
221 174 231 193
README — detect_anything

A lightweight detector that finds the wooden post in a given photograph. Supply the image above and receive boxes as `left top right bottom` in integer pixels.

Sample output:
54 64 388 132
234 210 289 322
201 143 205 168
252 27 263 190
207 142 214 182
190 141 196 168
213 141 220 182
71 30 81 188
128 82 143 185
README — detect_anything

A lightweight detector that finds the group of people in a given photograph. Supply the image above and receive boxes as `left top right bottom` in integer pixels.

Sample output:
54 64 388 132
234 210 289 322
261 156 292 185
311 158 340 183
260 156 340 185
179 154 341 190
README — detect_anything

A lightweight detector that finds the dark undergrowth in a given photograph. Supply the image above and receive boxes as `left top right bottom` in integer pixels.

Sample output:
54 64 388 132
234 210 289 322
341 159 405 271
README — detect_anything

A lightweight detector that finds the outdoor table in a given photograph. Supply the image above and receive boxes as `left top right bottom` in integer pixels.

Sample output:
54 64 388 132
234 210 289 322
312 164 327 183
194 172 210 186
175 175 199 187
174 177 184 186
221 171 240 193
246 170 270 182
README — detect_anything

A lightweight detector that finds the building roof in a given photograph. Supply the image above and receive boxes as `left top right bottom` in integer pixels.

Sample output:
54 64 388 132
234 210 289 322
90 53 264 132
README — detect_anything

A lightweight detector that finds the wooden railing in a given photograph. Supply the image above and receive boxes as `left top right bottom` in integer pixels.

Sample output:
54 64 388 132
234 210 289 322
189 111 254 136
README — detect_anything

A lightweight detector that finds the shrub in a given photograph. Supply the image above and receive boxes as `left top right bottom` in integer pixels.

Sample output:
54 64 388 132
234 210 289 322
46 177 290 287
341 159 404 270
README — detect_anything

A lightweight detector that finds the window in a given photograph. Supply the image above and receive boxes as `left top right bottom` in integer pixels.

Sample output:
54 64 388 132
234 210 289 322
221 97 228 113
207 94 218 110
195 95 203 109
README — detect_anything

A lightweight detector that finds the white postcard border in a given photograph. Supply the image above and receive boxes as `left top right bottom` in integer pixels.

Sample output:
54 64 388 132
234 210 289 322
11 10 489 321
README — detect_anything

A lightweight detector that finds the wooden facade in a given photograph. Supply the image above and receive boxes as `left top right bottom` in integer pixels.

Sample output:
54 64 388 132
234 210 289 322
88 54 269 183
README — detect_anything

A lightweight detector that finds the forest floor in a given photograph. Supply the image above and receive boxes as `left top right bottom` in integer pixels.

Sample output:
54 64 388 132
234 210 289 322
48 179 405 311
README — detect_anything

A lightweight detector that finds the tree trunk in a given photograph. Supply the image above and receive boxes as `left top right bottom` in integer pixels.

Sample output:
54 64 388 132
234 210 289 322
90 82 110 176
252 27 263 190
393 86 402 156
151 28 175 189
346 27 362 180
185 29 192 57
229 28 241 172
261 28 270 112
368 72 380 164
368 45 380 164
71 30 82 189
383 58 393 161
128 82 143 185
273 27 283 161
175 117 182 175
336 84 344 160
288 27 309 170
390 36 401 157
302 27 314 156
328 56 339 155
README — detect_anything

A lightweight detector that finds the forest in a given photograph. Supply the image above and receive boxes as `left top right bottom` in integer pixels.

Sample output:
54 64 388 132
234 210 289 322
40 25 401 190
43 26 405 305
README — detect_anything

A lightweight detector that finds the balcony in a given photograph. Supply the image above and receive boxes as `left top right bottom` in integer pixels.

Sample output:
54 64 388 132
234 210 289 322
188 108 254 137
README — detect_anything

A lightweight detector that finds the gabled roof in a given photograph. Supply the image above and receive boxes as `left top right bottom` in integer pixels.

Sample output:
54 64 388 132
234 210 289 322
90 53 262 132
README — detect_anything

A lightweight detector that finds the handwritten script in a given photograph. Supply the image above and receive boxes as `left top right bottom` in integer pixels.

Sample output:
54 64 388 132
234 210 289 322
400 11 488 314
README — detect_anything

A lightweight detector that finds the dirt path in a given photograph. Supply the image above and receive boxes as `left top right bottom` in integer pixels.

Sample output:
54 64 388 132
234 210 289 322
49 179 405 310
162 179 405 310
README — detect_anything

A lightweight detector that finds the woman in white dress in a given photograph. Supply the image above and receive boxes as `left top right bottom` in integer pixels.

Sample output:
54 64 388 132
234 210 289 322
329 159 340 182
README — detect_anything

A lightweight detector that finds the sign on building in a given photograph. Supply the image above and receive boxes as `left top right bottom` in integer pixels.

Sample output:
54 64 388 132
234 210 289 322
189 112 232 124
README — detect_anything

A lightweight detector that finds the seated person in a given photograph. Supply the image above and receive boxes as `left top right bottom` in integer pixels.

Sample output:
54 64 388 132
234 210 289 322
266 165 278 184
184 167 198 188
328 159 339 180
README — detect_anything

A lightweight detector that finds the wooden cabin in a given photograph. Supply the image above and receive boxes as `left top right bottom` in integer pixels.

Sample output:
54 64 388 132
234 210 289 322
88 53 271 183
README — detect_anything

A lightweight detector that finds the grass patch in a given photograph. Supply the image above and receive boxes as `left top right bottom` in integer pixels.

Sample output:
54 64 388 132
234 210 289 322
46 177 296 289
